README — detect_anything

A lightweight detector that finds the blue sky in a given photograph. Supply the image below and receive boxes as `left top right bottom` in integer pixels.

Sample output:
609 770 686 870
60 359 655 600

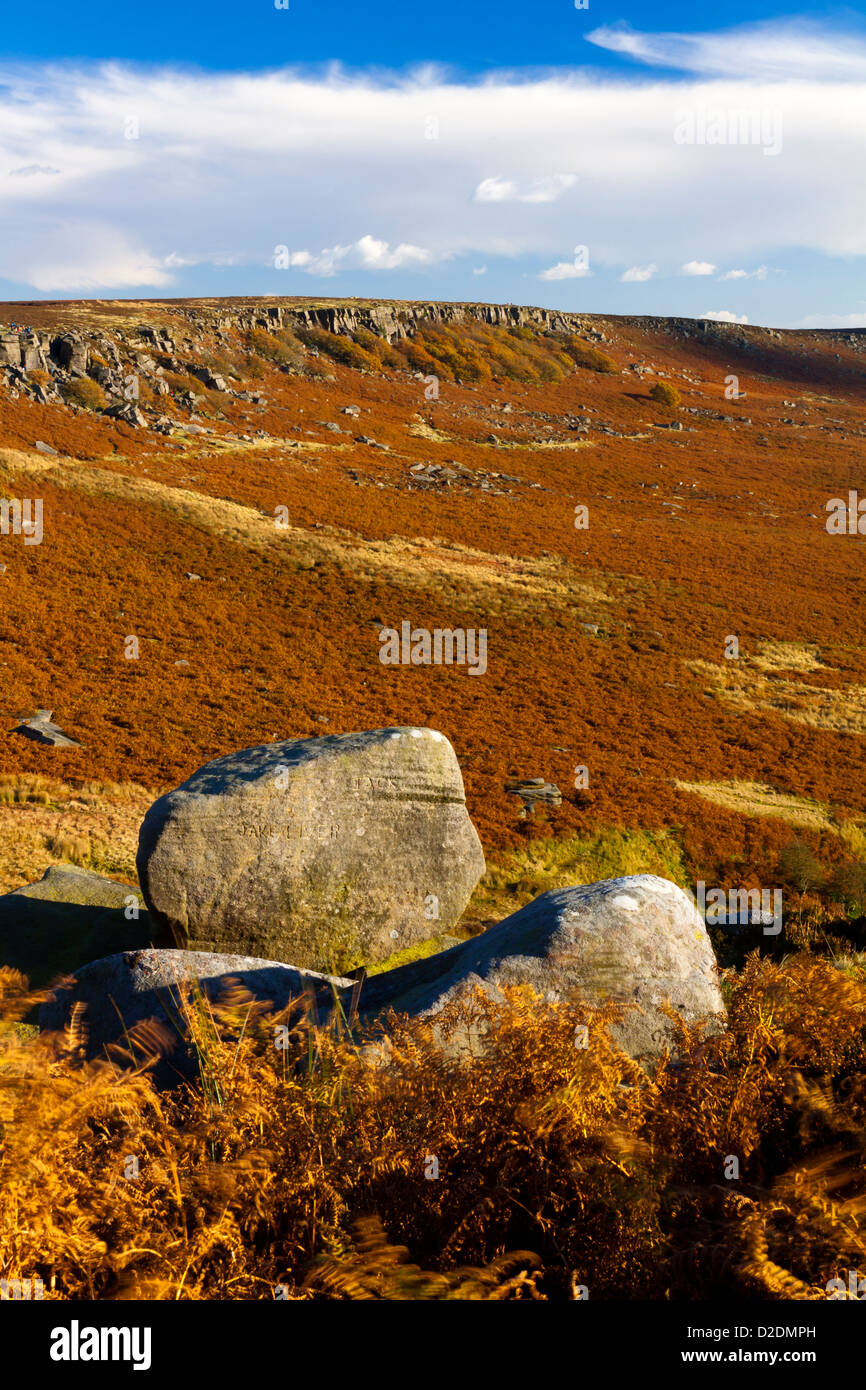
0 0 841 74
1 3 865 326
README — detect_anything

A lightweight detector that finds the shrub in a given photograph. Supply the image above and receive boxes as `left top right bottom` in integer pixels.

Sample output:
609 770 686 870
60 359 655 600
162 370 199 395
353 327 403 369
247 328 306 371
61 378 106 411
829 861 866 916
295 328 380 373
199 348 244 378
559 337 618 374
778 841 825 898
396 338 443 376
649 381 681 407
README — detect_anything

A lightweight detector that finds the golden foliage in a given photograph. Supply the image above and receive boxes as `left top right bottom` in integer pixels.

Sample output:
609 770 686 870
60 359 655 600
61 378 107 411
649 380 681 407
1 951 865 1300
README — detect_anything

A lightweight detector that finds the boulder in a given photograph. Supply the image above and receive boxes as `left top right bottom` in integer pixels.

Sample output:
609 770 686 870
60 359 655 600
505 777 562 813
39 948 354 1083
137 727 485 973
0 865 157 988
0 333 22 368
49 333 89 375
102 401 147 428
12 710 81 747
357 874 726 1060
39 875 725 1082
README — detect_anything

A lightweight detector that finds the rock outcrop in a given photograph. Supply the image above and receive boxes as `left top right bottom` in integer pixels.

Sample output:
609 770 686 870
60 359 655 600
39 948 354 1085
12 710 82 747
358 875 726 1059
136 727 485 973
40 874 725 1075
0 866 155 988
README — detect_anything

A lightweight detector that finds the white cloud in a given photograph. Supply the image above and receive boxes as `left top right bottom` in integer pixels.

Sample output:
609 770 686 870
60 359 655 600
474 176 518 203
540 260 591 281
681 260 716 276
586 20 866 81
287 235 435 277
701 309 749 323
8 221 172 291
621 263 657 282
720 266 768 280
0 41 862 302
472 265 487 275
474 173 577 203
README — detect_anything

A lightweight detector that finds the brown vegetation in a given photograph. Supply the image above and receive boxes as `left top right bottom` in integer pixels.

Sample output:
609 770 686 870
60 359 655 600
1 949 865 1299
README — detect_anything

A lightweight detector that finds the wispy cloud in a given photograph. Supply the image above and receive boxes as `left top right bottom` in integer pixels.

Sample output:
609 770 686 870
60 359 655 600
473 173 577 203
797 311 866 329
10 164 60 178
681 260 716 276
720 266 768 280
586 20 866 81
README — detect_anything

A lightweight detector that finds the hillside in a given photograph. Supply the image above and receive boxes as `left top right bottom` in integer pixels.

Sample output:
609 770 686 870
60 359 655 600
2 297 866 920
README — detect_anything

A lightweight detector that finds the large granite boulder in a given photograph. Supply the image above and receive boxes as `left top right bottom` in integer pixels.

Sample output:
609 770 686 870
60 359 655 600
0 865 156 989
358 874 726 1059
136 727 485 974
40 875 725 1081
39 948 354 1086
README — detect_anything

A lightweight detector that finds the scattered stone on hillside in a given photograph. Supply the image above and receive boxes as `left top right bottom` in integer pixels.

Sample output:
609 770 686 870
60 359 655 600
184 572 202 581
506 778 562 813
34 440 57 455
136 727 486 972
12 710 82 748
358 875 726 1062
0 866 155 988
342 405 361 417
189 365 228 391
39 948 354 1080
103 401 147 428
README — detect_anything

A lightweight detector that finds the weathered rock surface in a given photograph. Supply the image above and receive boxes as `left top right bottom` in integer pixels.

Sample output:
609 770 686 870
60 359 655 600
39 948 354 1083
40 874 724 1079
358 874 726 1059
0 866 156 988
136 727 485 973
11 710 82 748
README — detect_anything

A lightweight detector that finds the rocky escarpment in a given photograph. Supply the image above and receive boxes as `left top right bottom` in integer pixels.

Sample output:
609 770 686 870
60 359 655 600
2 296 863 436
0 299 597 433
